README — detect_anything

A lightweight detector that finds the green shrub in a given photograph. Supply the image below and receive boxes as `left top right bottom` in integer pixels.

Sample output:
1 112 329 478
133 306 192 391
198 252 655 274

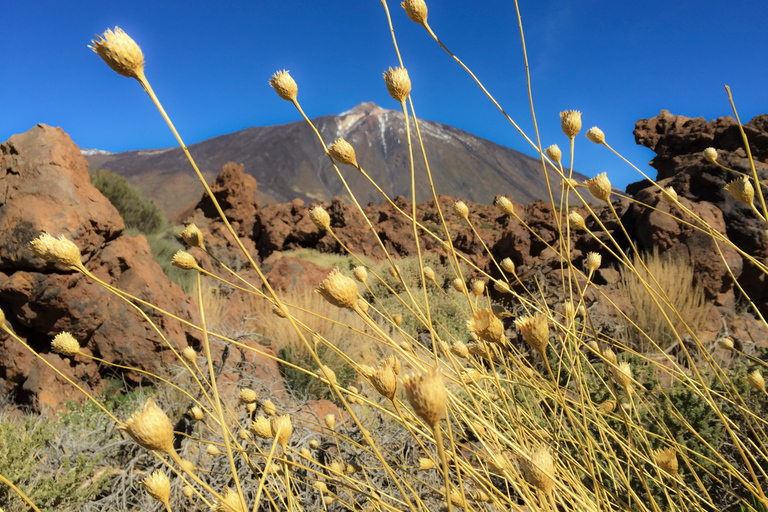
89 168 165 234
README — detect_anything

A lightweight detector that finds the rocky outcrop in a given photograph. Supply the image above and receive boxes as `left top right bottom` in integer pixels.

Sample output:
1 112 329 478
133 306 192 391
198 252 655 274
0 125 200 411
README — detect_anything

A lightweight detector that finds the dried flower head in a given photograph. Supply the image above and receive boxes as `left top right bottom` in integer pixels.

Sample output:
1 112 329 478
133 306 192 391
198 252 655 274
309 205 331 231
121 398 174 454
470 279 485 297
501 257 516 274
392 313 403 327
329 137 358 166
90 27 145 80
29 233 83 269
718 336 734 350
183 485 195 498
612 361 634 393
322 413 336 430
453 200 469 220
171 250 198 270
586 172 612 202
461 369 483 385
451 278 466 293
562 177 580 190
181 346 197 364
402 0 428 24
319 364 338 385
316 268 359 309
725 175 755 205
388 264 400 278
515 312 549 355
603 347 618 366
384 354 402 374
309 439 319 449
190 406 204 421
493 280 512 294
272 305 287 318
271 414 292 448
352 265 368 283
314 481 329 493
560 110 582 138
423 266 436 282
262 400 276 416
703 147 718 163
142 470 171 509
180 223 205 250
299 447 313 460
568 211 586 231
270 70 298 102
214 487 246 512
747 369 766 392
383 66 411 102
207 444 221 456
519 446 555 493
402 367 447 426
545 144 562 164
654 447 679 477
598 399 617 413
468 309 507 344
586 126 605 144
239 388 257 404
493 195 515 215
251 416 273 439
661 186 678 204
451 341 469 359
51 332 80 357
585 252 602 273
370 364 398 400
418 457 435 470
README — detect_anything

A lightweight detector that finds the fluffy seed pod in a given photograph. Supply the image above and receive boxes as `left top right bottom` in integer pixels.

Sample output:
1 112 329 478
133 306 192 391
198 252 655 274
423 266 436 282
309 206 331 231
239 388 257 404
190 406 204 421
358 364 375 379
90 27 145 80
418 457 435 470
29 233 83 269
262 400 276 416
180 223 205 250
515 313 549 355
562 300 576 324
385 354 402 375
383 66 411 102
493 280 512 294
661 186 678 204
718 336 734 350
392 313 403 327
560 110 582 138
207 444 222 456
171 250 198 270
402 367 447 427
501 257 516 273
568 211 586 231
51 332 80 357
545 144 562 164
493 195 515 215
724 176 755 205
316 268 359 309
461 369 483 384
654 447 679 477
142 471 171 509
181 346 197 364
214 487 246 512
401 0 428 24
271 415 292 448
468 309 507 345
585 252 602 273
319 365 338 385
703 147 718 163
370 364 398 400
451 341 469 359
183 485 195 498
470 279 485 297
586 126 605 144
520 446 555 493
121 398 175 454
612 361 634 393
747 370 765 392
329 137 358 166
324 413 336 430
451 278 466 293
453 200 469 220
598 399 616 413
269 70 298 102
353 266 368 283
586 172 612 202
251 416 273 439
603 348 618 366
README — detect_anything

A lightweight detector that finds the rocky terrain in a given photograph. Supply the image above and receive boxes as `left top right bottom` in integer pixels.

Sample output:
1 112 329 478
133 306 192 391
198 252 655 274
86 102 589 217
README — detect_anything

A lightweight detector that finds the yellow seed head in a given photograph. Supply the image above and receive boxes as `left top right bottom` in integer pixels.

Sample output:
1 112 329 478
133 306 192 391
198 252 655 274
246 402 256 414
401 0 428 24
319 364 337 385
470 279 485 297
353 266 368 283
181 346 197 364
370 364 398 400
270 70 298 102
451 278 466 293
30 233 83 268
661 186 678 204
206 444 221 456
545 144 562 164
520 446 556 493
468 309 507 345
309 439 319 449
51 332 80 357
560 110 582 138
190 406 204 421
239 430 249 440
384 354 402 375
324 413 336 430
586 172 612 202
322 496 334 506
453 200 469 220
493 280 512 294
180 223 205 250
329 137 358 166
314 481 329 493
179 459 197 474
703 147 718 163
585 252 602 273
388 264 400 278
359 364 375 379
309 205 331 231
271 414 292 448
418 457 435 470
214 487 246 512
493 195 515 215
461 369 483 384
451 341 469 359
171 250 198 270
718 336 734 350
515 313 549 355
654 447 679 477
747 369 765 392
316 268 359 309
501 257 516 273
239 388 257 404
402 367 447 426
598 399 617 413
392 313 403 327
423 266 436 281
142 471 171 509
299 447 313 460
383 66 411 102
272 305 287 318
568 211 586 230
725 176 755 205
586 126 605 144
472 490 491 502
183 485 194 498
563 300 576 324
329 460 343 475
263 400 276 416
612 361 634 392
562 177 580 190
251 416 273 439
121 398 175 454
603 347 618 366
90 27 145 80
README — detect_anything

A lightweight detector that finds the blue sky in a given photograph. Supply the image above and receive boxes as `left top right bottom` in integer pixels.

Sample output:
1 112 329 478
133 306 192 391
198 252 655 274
3 0 766 191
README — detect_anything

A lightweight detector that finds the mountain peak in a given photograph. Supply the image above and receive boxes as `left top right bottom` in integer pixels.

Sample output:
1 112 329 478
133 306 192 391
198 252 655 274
340 102 384 116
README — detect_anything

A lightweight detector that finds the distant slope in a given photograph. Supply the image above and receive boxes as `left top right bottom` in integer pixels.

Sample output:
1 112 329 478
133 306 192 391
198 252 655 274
86 102 588 217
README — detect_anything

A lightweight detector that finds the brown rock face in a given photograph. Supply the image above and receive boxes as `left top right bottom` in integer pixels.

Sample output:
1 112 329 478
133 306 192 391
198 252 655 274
0 124 199 411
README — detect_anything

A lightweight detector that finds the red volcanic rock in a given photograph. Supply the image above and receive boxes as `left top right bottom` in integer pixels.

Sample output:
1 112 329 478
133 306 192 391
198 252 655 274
264 257 333 292
0 124 199 411
195 162 260 238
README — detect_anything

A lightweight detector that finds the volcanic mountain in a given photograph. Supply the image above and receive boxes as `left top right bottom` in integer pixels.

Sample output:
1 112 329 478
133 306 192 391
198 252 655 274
86 102 587 217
